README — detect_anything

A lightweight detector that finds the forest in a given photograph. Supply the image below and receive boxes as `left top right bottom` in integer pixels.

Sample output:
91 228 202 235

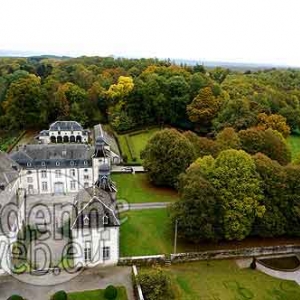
1 56 300 136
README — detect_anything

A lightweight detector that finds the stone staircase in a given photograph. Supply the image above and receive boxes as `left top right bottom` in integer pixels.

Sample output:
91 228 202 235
165 257 172 267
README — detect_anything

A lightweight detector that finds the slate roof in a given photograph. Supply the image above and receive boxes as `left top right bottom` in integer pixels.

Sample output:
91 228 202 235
0 151 20 187
49 121 83 131
0 151 21 235
10 144 94 169
72 186 119 229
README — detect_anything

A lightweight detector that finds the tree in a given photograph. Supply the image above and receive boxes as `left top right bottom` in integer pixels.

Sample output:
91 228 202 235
216 127 241 150
171 164 220 242
141 129 196 188
257 113 290 138
2 74 42 129
239 128 291 165
199 150 265 240
187 87 222 131
279 106 300 133
252 153 287 237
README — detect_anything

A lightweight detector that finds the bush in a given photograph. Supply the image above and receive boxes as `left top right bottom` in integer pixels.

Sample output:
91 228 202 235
250 258 257 270
7 295 23 300
137 268 174 300
104 285 118 300
52 290 68 300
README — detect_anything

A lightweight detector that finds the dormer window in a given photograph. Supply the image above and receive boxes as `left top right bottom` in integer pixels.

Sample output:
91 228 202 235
41 161 46 167
27 162 31 167
103 215 109 225
70 161 74 166
84 161 87 166
84 215 89 226
56 161 60 166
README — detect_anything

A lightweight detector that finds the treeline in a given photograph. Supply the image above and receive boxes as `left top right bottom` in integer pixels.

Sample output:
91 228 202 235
1 56 300 136
141 128 300 242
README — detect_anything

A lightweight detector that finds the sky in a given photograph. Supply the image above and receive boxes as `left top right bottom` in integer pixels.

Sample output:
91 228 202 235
0 0 300 66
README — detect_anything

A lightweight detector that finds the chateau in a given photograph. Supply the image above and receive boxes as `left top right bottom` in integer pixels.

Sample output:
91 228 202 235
0 122 121 274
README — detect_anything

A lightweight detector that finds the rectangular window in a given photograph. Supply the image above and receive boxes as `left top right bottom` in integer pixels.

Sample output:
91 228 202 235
28 184 34 194
84 182 89 188
70 169 76 177
84 241 91 262
70 181 76 190
42 182 48 191
41 170 47 178
27 177 33 183
103 246 110 260
55 170 61 178
84 175 89 180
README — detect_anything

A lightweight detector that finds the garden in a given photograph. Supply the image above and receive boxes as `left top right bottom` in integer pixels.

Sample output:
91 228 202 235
0 130 25 152
165 260 300 300
116 128 160 164
112 173 179 203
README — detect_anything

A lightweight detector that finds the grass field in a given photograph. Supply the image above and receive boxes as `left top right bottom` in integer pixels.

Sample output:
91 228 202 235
287 135 300 160
112 173 179 203
67 287 128 300
120 209 173 256
164 260 300 300
117 128 160 163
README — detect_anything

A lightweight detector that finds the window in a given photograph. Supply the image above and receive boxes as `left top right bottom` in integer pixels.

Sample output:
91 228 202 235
58 131 61 135
41 161 46 167
41 170 47 178
56 161 60 166
27 162 32 167
84 241 91 262
84 215 89 226
42 182 48 191
70 161 74 166
103 215 109 225
55 170 61 178
84 175 89 180
28 185 34 193
84 182 89 188
70 169 76 177
84 168 88 172
70 180 76 190
27 177 33 183
83 161 87 166
103 246 110 260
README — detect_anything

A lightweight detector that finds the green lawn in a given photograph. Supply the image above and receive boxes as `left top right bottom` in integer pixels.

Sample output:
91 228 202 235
67 287 128 300
164 260 300 300
112 173 179 203
0 130 23 152
117 128 160 163
120 208 173 256
287 134 300 160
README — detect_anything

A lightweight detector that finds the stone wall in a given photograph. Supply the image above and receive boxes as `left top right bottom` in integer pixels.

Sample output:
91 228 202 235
171 245 300 263
118 254 166 266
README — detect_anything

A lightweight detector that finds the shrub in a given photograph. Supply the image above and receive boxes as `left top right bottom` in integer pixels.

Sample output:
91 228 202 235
104 285 118 300
52 290 68 300
7 295 23 300
250 258 257 270
137 268 174 300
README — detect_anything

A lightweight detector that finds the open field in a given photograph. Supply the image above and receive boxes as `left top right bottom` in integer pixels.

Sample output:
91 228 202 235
67 287 128 300
163 260 300 300
112 173 179 203
117 128 160 163
287 135 300 160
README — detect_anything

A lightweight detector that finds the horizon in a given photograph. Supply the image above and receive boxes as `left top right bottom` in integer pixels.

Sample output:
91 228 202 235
1 0 300 67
